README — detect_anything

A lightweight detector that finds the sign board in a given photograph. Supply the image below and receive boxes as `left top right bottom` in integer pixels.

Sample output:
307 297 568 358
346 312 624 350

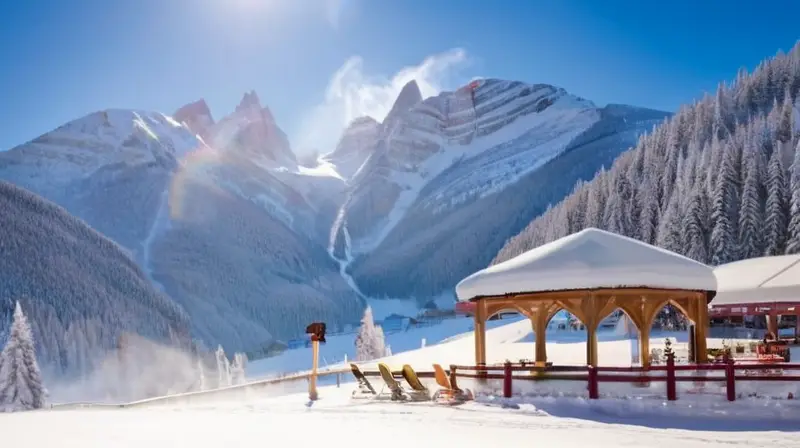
305 322 327 343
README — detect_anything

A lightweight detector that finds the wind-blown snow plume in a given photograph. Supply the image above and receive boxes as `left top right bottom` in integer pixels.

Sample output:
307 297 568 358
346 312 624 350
294 48 471 154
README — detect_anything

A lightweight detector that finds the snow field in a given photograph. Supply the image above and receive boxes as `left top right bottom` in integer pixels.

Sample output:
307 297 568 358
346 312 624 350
8 316 800 446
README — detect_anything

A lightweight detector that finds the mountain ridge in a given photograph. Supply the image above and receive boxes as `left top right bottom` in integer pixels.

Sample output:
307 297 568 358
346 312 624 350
1 78 669 368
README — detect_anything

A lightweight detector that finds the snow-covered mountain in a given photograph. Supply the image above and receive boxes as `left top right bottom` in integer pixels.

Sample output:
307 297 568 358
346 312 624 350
0 104 361 357
0 180 190 379
326 79 670 302
320 116 380 180
0 78 667 363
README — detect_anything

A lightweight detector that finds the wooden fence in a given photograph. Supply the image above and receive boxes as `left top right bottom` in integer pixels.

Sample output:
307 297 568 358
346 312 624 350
450 354 800 402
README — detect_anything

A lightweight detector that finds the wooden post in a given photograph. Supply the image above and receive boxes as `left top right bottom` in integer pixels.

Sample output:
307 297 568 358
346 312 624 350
503 361 513 398
309 338 319 401
666 352 676 401
725 357 736 402
587 366 599 399
474 301 487 367
694 293 710 363
586 326 598 367
639 325 651 369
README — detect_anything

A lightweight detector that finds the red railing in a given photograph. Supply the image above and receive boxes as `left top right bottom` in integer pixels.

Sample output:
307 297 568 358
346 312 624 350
450 355 800 401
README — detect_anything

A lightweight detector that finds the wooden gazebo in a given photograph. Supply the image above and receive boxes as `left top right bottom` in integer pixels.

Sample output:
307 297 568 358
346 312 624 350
455 228 717 368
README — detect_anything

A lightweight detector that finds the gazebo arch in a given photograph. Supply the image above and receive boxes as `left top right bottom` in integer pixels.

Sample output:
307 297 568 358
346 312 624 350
456 228 717 368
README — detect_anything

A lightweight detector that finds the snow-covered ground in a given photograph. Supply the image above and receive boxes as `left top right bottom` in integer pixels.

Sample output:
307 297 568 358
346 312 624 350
246 315 519 378
12 387 800 448
8 316 800 446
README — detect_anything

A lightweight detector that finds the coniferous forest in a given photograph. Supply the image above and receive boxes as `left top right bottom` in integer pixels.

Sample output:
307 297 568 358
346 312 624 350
496 42 800 267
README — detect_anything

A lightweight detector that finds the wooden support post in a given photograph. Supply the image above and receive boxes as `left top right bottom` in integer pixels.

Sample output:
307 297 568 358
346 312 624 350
666 352 676 401
503 361 513 398
586 326 598 367
639 325 651 369
309 338 319 401
725 357 736 402
587 366 599 399
694 294 710 363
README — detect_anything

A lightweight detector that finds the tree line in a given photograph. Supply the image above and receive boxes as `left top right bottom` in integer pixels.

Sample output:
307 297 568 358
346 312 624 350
497 41 800 267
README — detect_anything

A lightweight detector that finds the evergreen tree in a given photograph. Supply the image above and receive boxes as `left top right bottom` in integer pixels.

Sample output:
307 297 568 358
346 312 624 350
710 143 741 265
0 302 46 411
215 345 231 388
354 307 387 361
197 360 207 391
738 147 765 258
765 149 790 255
787 142 800 254
656 189 684 254
683 184 710 263
230 353 247 386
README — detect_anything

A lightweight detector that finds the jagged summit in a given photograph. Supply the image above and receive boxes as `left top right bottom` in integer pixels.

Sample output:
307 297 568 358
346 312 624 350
384 79 424 125
236 90 262 112
174 90 295 168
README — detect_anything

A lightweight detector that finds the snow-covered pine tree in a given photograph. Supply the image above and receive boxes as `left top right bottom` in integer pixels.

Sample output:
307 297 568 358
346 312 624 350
787 141 800 254
738 145 765 258
197 359 207 391
657 189 684 253
230 353 247 385
493 42 800 275
0 302 46 411
354 306 387 361
710 142 741 265
215 345 231 388
584 169 607 228
682 182 710 263
765 148 790 255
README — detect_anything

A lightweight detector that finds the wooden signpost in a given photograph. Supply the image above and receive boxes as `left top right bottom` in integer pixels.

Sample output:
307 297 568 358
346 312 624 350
305 322 327 402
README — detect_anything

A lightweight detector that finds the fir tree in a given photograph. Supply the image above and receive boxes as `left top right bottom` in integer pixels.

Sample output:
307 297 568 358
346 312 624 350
656 189 684 254
230 353 247 385
765 149 789 255
683 184 710 263
215 345 231 388
787 142 800 254
0 302 46 411
710 144 741 265
354 307 387 361
738 148 765 258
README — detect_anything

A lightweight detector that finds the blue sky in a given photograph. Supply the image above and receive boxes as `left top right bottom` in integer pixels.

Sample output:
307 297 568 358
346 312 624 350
1 0 798 155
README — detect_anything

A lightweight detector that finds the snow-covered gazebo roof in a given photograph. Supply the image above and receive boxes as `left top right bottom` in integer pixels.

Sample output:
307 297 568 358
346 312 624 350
711 254 800 310
455 227 717 302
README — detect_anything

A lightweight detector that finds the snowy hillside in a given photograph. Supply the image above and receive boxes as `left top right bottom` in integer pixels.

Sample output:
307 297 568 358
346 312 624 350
497 41 800 269
0 180 190 379
330 79 669 301
0 105 362 361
